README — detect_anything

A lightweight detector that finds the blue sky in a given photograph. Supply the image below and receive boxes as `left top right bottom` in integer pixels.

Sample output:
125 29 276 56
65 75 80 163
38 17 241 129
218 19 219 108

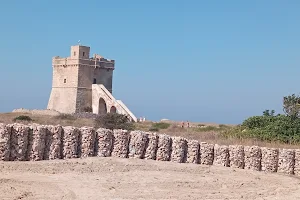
0 0 299 124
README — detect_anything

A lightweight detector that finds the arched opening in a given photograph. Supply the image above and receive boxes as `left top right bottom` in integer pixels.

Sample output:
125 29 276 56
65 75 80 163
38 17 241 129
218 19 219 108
93 78 96 84
110 106 117 113
98 98 107 114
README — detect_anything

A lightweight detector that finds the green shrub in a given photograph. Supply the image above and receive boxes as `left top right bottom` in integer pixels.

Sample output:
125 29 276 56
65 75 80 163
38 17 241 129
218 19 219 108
149 127 159 132
95 113 134 131
151 122 170 130
194 126 220 132
13 115 33 122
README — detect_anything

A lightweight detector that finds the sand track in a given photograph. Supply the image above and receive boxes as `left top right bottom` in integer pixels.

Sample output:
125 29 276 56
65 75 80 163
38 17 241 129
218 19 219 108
0 157 300 200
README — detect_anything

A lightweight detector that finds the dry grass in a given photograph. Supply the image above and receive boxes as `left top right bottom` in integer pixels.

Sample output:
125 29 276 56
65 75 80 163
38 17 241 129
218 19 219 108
1 112 299 149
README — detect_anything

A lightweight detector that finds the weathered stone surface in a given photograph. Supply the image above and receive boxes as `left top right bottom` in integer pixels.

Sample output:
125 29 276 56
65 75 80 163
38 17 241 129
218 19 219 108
10 123 30 161
244 146 261 171
0 123 11 161
44 125 63 160
144 132 158 160
200 142 214 165
261 147 279 172
28 125 47 161
229 145 245 169
170 137 187 163
214 144 229 167
156 134 172 161
96 128 113 157
128 131 148 159
294 149 300 176
278 148 295 175
63 126 80 159
79 126 96 158
112 129 130 158
186 140 200 164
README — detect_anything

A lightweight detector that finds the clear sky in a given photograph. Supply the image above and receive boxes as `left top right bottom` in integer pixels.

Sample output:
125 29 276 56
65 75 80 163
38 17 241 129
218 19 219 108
0 0 299 124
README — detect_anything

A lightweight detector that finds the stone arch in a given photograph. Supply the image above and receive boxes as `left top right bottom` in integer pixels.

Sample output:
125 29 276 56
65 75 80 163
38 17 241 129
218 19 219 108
110 106 117 113
98 98 107 114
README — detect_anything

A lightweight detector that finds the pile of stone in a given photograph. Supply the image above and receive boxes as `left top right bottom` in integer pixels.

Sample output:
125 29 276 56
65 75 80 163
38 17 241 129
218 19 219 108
156 134 172 161
261 147 279 172
214 144 229 167
45 125 63 160
80 127 96 158
277 149 295 174
28 124 47 161
128 131 148 159
62 126 80 159
96 128 113 157
0 123 11 161
229 145 245 169
112 129 130 158
294 149 300 176
244 146 261 171
200 142 214 165
10 123 30 161
144 132 158 160
170 137 187 163
186 140 200 164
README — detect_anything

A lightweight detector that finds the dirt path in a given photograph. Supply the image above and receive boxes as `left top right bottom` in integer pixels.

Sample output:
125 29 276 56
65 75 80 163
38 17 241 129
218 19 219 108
0 157 299 200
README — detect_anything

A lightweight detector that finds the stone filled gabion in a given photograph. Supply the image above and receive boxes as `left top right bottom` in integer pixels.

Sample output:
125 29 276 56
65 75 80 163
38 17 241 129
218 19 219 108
44 125 63 160
229 145 245 169
79 127 96 158
62 126 80 159
277 148 295 175
112 129 130 158
28 125 47 161
128 131 148 159
200 142 214 165
144 132 158 160
186 140 200 164
261 147 279 172
294 149 300 176
170 137 187 163
156 134 172 161
96 128 113 157
214 144 229 167
10 123 30 161
0 123 11 161
244 146 261 171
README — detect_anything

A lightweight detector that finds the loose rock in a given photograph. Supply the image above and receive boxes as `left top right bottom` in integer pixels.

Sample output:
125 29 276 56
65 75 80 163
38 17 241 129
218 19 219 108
156 134 172 161
144 132 158 160
128 131 148 159
80 126 96 158
244 146 261 171
171 137 187 163
0 123 11 161
214 144 229 167
62 126 80 159
229 145 245 169
112 129 130 158
186 140 200 164
261 147 279 172
278 148 295 175
200 142 214 165
96 128 113 157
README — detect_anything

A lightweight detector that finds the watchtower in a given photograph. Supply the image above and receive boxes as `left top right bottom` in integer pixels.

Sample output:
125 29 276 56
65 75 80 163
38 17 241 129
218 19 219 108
47 44 115 114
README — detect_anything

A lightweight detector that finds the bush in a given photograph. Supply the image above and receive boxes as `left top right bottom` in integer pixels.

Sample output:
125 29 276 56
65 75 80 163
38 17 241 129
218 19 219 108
149 127 159 132
94 113 134 131
13 115 33 122
83 106 92 113
151 122 170 129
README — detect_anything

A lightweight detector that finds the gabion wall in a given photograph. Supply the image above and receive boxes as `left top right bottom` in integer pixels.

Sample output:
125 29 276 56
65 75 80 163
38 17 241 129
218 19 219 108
0 123 300 177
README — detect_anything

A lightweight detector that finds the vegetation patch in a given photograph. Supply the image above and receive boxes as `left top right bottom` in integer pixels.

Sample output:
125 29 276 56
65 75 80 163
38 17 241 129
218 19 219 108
95 113 134 131
13 115 33 122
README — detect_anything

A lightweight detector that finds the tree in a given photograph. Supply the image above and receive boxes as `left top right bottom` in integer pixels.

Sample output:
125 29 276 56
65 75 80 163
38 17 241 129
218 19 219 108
94 113 135 131
263 109 275 116
283 94 300 120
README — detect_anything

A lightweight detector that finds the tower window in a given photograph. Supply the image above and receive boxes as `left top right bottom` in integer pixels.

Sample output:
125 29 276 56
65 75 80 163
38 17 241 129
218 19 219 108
64 79 66 83
74 52 76 56
93 78 96 84
83 52 85 56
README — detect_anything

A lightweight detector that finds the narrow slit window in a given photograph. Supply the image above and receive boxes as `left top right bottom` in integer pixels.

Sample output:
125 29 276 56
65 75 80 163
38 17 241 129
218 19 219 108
83 52 85 56
93 78 96 84
74 52 76 56
64 79 66 83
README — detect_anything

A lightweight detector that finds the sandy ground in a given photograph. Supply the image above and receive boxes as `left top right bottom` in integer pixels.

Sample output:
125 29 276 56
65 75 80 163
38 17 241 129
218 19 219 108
0 158 300 200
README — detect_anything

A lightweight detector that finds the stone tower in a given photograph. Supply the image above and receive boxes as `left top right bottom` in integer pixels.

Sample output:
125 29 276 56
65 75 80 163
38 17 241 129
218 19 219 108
47 45 115 114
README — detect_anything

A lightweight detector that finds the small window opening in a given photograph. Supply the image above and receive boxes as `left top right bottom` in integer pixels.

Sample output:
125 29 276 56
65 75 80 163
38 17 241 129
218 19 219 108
73 52 76 56
83 52 85 56
64 79 66 83
93 78 96 84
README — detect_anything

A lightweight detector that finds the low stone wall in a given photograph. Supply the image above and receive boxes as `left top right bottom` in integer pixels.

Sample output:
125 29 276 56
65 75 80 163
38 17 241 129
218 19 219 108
1 122 300 177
